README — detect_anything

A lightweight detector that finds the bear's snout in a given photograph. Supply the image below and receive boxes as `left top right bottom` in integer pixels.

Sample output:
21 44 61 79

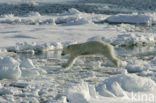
61 52 65 56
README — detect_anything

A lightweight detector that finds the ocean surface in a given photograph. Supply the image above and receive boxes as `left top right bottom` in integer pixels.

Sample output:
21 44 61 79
0 0 155 16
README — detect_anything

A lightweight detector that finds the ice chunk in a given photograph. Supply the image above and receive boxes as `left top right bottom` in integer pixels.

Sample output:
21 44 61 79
51 42 63 50
55 42 63 50
28 12 41 17
87 36 111 43
0 57 21 80
20 58 35 68
0 87 21 95
109 82 125 97
0 12 56 25
87 61 101 68
21 67 41 78
106 13 154 24
0 83 2 89
14 42 35 53
20 59 47 78
50 96 67 103
0 88 13 95
139 70 154 77
96 84 115 97
67 8 81 15
67 82 91 103
112 33 155 46
61 8 81 16
120 60 128 67
56 16 78 24
88 85 98 98
101 61 115 67
0 49 7 53
126 59 151 73
96 73 156 93
35 43 55 52
10 81 29 88
151 56 156 65
75 59 84 65
9 42 60 53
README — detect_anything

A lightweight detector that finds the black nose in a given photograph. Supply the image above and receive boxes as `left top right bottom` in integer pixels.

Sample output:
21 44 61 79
61 53 65 56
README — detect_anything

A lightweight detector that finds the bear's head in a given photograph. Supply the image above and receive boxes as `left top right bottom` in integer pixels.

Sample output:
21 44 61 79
61 45 74 56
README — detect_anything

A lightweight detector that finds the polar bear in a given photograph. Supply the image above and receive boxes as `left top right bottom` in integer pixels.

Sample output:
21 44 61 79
61 41 120 68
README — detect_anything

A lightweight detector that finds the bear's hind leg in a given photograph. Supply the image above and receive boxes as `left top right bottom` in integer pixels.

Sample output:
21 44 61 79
102 49 120 67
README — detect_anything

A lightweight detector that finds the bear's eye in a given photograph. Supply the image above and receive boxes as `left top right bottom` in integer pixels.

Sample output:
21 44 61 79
67 46 70 49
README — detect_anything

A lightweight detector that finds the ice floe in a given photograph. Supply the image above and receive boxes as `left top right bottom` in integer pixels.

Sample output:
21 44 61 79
0 57 21 80
105 13 156 25
8 42 63 53
88 33 156 46
0 8 93 25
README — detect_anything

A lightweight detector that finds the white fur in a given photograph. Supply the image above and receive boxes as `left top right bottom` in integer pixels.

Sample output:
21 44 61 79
61 41 120 68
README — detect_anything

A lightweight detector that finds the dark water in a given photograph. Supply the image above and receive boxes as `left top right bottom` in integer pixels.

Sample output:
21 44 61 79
79 0 156 10
0 3 126 16
12 46 156 64
0 0 155 16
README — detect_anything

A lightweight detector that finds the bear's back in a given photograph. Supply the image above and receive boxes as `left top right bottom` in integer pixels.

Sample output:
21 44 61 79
84 41 111 48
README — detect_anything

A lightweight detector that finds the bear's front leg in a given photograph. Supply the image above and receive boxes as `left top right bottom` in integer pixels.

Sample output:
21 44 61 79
62 54 78 69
